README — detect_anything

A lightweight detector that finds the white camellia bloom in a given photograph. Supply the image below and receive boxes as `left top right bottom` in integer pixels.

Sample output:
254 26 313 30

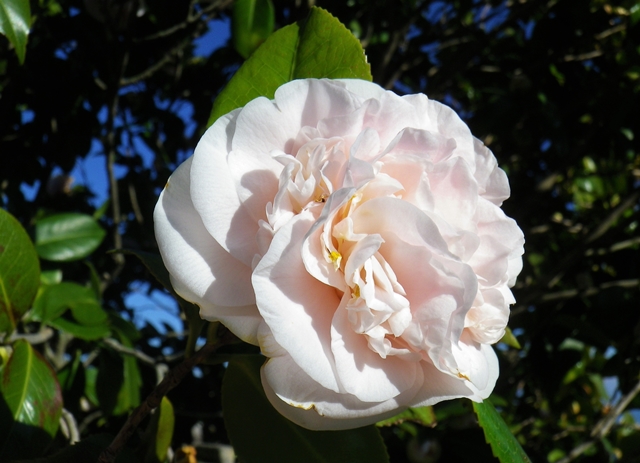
154 79 524 430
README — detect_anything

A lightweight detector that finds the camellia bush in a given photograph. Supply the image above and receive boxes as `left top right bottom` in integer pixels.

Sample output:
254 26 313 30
1 1 639 463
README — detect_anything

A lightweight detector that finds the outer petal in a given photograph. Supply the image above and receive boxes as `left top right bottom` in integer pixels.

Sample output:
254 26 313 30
190 110 268 266
154 156 261 344
261 356 407 430
252 212 342 393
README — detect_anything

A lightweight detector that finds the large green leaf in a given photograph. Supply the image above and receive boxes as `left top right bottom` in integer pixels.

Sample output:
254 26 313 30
232 0 275 59
0 0 31 64
222 355 389 463
0 340 62 460
473 400 531 463
208 6 372 126
35 213 106 262
0 209 40 335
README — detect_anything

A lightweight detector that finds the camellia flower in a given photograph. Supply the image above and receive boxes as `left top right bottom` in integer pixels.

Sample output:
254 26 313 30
154 79 524 430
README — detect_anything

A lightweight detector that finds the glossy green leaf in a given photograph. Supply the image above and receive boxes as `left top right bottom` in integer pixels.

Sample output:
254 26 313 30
209 6 372 126
472 400 531 463
0 0 31 64
40 269 62 285
223 355 389 463
35 213 106 262
232 0 275 58
0 340 62 460
138 396 175 463
376 406 436 428
30 281 108 327
0 209 40 335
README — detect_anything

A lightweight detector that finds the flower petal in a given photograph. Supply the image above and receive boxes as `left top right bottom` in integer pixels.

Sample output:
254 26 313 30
252 212 342 392
154 156 260 343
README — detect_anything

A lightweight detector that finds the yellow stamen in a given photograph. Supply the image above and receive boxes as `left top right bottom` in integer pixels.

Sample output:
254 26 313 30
329 251 342 270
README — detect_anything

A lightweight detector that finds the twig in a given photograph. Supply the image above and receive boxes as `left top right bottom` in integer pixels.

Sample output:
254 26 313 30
585 236 640 256
97 332 234 463
563 50 603 62
557 376 640 463
545 189 638 288
105 52 129 270
539 278 639 302
60 408 80 444
102 337 156 366
134 0 232 42
4 327 54 344
120 38 190 86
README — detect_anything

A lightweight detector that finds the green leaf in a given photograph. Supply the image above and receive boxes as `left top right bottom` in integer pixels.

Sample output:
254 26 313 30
208 6 372 126
57 350 86 415
376 406 436 428
95 349 124 416
112 349 142 416
0 340 63 460
40 269 62 285
223 355 389 463
50 317 111 340
30 281 108 326
500 327 521 349
0 0 31 64
138 397 175 463
35 213 106 262
232 0 275 59
0 209 40 335
95 337 141 416
472 400 531 463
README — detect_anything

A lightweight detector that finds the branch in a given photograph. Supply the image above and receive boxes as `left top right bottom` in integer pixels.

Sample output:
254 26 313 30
97 331 235 463
4 327 54 344
120 38 190 86
134 0 233 42
539 278 639 302
557 376 640 463
59 408 80 444
102 337 156 366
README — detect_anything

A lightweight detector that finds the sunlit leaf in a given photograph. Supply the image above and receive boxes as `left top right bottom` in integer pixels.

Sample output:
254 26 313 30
500 327 522 349
473 400 531 463
209 6 372 125
222 355 389 463
377 406 436 427
0 209 40 335
0 0 31 64
35 213 106 262
232 0 275 58
0 340 62 460
138 397 175 463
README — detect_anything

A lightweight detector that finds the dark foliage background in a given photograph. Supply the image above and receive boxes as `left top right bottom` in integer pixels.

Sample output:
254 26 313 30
1 0 639 462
